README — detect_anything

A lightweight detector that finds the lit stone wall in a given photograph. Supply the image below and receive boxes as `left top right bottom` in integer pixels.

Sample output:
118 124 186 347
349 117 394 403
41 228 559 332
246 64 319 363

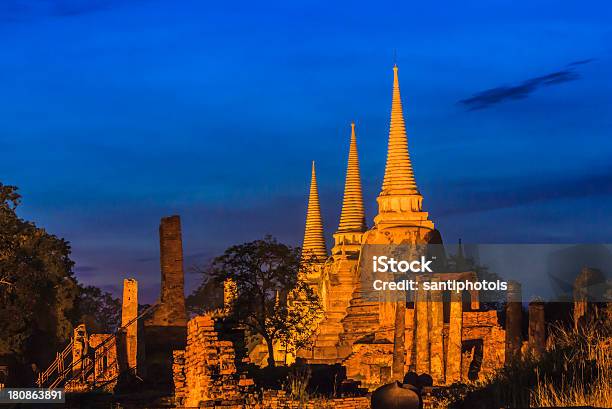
173 315 254 408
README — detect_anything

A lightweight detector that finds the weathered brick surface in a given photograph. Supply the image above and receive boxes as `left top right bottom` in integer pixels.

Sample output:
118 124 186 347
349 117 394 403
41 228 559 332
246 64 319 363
173 315 254 408
148 215 187 327
65 331 118 392
505 281 522 363
174 315 372 408
528 301 545 359
259 391 370 409
121 278 138 370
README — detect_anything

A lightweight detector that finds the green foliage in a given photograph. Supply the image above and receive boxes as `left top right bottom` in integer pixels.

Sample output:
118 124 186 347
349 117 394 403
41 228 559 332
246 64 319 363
0 183 78 365
186 277 224 316
71 284 121 334
199 235 322 367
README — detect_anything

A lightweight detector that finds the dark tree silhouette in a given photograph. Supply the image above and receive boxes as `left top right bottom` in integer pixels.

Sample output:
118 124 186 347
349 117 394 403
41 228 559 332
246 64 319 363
200 236 322 367
0 183 77 371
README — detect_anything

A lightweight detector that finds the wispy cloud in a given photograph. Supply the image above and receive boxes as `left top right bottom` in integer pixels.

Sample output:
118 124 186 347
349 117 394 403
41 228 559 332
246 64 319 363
566 58 596 67
458 60 594 110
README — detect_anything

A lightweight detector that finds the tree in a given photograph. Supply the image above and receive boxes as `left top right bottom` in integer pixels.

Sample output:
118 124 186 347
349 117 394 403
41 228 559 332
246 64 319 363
186 276 224 317
0 183 78 369
203 236 321 367
71 285 121 334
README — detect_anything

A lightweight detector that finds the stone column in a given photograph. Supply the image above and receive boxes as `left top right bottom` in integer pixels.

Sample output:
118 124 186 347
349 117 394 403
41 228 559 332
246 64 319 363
115 329 129 374
505 281 522 363
573 267 605 329
143 216 188 392
429 277 445 384
121 278 138 371
415 278 430 375
71 324 88 375
469 289 480 311
149 215 187 326
392 298 406 380
528 301 545 359
446 290 463 384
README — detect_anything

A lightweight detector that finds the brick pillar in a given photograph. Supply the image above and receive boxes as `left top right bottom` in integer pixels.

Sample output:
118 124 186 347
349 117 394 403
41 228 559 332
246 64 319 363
415 278 430 375
71 324 88 375
149 215 187 326
429 277 445 384
528 301 545 359
121 278 138 371
392 298 406 381
143 216 188 392
116 329 129 374
573 267 605 329
446 290 462 383
505 281 522 363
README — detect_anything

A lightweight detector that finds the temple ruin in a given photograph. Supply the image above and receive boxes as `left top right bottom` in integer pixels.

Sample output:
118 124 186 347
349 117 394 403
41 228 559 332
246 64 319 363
34 65 609 408
289 65 507 388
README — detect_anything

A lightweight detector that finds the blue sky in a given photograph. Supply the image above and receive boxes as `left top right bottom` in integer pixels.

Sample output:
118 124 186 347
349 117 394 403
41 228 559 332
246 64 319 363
1 0 611 301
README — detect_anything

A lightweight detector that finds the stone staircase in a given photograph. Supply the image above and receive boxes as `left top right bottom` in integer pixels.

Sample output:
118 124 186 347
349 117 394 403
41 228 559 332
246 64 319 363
303 257 360 363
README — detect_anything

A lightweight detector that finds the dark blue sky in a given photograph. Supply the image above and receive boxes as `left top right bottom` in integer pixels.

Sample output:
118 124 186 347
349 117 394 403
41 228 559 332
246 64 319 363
1 0 611 301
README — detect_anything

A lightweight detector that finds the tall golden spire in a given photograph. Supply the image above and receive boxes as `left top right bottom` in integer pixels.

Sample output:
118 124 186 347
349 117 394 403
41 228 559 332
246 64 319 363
381 64 418 195
374 65 434 230
302 161 327 261
337 123 366 233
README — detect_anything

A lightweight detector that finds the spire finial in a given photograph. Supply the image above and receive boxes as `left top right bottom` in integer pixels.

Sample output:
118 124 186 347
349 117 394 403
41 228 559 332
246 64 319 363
302 161 327 261
337 123 366 233
380 62 418 195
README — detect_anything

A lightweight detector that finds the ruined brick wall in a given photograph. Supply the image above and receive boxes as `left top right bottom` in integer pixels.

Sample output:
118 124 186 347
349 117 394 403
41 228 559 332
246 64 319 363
337 306 506 389
260 391 370 409
342 343 394 390
89 334 118 383
461 311 505 380
172 350 186 403
173 315 254 408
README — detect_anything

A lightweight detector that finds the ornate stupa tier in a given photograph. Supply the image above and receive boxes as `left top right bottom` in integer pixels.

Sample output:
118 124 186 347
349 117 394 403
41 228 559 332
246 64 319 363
374 65 434 231
333 123 367 257
301 161 328 263
374 193 434 230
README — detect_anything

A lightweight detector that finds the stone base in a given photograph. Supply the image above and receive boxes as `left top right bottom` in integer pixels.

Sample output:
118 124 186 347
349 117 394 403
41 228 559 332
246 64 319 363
143 325 187 393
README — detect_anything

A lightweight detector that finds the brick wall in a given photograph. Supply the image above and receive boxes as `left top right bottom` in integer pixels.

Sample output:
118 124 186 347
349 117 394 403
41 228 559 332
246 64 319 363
173 315 254 407
259 391 370 409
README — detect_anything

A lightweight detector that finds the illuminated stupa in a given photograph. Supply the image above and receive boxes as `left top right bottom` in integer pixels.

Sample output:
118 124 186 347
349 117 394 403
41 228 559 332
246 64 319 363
301 161 328 262
292 65 506 388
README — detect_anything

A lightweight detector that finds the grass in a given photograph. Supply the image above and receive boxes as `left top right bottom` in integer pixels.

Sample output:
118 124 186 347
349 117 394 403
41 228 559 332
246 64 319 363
284 364 311 403
530 316 611 407
432 308 611 408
